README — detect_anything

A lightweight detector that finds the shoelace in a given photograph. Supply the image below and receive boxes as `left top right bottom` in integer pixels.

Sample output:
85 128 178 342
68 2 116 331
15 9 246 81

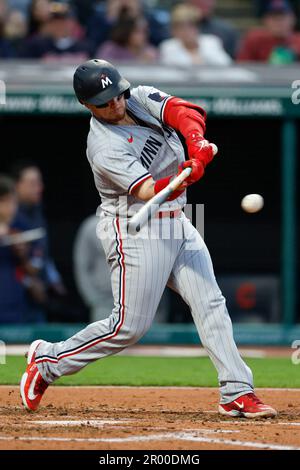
246 393 263 405
35 375 48 394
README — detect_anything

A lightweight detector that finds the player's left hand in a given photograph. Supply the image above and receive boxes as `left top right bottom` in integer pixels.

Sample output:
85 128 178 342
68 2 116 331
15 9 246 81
185 131 215 167
177 159 205 188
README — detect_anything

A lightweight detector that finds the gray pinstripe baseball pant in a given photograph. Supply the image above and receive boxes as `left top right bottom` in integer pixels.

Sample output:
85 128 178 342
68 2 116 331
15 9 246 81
36 213 253 403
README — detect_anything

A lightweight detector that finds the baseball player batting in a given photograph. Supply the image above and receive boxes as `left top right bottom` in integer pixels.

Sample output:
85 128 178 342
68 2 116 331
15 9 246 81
20 59 277 418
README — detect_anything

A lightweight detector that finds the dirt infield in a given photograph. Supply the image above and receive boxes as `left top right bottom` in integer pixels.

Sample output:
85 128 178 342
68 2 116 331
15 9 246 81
0 386 300 450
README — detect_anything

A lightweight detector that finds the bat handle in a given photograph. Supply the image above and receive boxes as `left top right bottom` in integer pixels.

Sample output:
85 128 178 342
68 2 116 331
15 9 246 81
169 167 192 192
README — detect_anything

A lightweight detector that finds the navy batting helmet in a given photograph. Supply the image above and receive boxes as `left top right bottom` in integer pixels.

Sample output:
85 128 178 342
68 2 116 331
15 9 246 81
73 59 131 106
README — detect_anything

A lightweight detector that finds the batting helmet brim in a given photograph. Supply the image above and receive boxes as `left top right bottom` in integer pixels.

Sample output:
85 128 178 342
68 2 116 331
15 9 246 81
83 77 131 106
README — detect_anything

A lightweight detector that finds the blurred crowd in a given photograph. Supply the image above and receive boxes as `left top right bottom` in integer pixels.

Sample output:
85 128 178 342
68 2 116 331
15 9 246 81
0 0 300 64
0 166 69 323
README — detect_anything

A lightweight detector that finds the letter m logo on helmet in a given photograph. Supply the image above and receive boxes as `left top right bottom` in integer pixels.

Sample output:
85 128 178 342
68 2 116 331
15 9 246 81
100 74 112 89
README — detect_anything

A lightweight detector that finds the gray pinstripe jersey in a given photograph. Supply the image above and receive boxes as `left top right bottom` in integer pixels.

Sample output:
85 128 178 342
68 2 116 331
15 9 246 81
86 86 187 217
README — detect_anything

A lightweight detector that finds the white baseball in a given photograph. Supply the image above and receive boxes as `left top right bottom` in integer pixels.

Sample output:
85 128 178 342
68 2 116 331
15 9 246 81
241 194 264 213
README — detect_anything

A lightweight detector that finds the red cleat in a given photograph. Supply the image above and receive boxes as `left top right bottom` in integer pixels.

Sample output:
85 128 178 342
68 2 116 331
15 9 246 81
20 340 48 412
219 393 277 419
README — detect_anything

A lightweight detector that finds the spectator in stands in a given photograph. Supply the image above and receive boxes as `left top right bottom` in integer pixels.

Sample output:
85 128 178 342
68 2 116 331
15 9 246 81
0 24 15 57
20 2 92 62
87 0 169 54
186 0 239 58
4 9 28 55
71 0 97 27
96 13 157 63
27 0 51 36
0 0 7 20
238 0 300 63
0 0 16 57
11 161 67 319
253 0 299 18
159 4 231 66
0 175 45 323
8 0 31 17
73 214 113 322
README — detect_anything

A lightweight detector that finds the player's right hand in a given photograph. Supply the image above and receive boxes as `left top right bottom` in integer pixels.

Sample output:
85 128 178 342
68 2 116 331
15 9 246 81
185 131 215 167
177 159 205 188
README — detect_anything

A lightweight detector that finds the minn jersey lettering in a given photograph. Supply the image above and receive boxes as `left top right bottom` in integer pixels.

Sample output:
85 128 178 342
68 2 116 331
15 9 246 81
140 136 162 169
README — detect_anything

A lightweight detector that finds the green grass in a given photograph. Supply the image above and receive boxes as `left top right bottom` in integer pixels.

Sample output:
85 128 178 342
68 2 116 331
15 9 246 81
1 356 300 388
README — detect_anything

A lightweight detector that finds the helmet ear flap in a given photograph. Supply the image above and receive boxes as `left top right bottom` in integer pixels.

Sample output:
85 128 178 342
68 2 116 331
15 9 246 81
124 88 131 99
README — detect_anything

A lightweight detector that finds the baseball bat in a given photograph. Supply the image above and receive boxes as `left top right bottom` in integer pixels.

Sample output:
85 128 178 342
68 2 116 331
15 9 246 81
0 228 46 247
127 143 218 235
128 167 192 235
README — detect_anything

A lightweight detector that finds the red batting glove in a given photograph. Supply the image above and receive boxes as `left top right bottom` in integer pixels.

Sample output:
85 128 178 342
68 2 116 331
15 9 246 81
154 159 204 201
177 159 205 187
185 131 215 167
154 174 184 201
